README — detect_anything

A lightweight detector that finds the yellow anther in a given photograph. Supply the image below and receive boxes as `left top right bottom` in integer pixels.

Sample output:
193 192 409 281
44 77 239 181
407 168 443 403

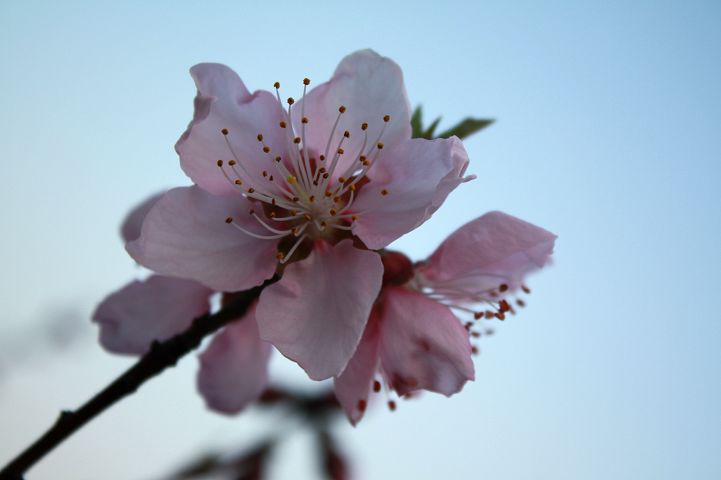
286 175 297 184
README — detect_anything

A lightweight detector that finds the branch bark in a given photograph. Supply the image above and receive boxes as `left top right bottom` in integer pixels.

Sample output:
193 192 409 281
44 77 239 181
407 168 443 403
0 277 277 480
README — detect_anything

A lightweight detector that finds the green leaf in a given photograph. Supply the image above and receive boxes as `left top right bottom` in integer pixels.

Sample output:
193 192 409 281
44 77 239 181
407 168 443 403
410 105 424 138
422 116 443 139
437 118 494 140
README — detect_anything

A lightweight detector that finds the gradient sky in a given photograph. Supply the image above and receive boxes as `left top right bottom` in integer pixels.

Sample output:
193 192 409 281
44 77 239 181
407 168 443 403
1 1 719 479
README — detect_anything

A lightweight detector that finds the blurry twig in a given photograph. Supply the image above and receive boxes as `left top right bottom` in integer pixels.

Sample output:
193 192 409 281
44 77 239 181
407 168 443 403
0 277 278 480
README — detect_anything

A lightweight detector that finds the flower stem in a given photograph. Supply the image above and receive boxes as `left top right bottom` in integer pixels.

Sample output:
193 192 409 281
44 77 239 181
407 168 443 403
0 276 278 480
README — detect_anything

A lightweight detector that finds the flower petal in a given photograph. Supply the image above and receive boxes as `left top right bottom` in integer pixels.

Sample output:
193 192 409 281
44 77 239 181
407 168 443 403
176 63 287 196
256 240 383 380
197 302 272 414
297 49 412 179
420 211 557 293
333 313 381 425
126 186 278 292
92 275 213 355
120 191 164 243
378 287 474 397
351 136 471 249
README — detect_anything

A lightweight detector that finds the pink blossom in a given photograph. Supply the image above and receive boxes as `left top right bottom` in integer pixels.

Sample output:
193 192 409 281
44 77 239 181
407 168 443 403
93 193 272 413
126 50 472 379
334 211 556 424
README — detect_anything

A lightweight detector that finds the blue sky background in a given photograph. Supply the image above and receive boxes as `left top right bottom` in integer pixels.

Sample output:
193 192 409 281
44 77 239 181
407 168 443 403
1 0 719 478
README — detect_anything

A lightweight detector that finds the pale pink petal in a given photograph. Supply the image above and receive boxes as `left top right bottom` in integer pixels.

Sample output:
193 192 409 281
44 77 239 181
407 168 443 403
120 191 164 243
420 211 557 293
333 313 381 425
256 240 383 380
351 137 471 249
126 186 278 292
378 287 474 397
92 275 212 355
197 302 272 414
176 63 287 196
297 49 412 179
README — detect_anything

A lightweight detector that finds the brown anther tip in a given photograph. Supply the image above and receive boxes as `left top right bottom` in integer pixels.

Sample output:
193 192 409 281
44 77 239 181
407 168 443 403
257 134 265 142
383 114 390 122
495 312 506 321
308 195 315 203
338 105 346 113
274 156 281 162
499 300 511 312
337 148 344 154
234 179 242 185
276 251 285 260
228 159 237 166
216 160 223 167
516 299 526 307
381 189 389 196
361 122 368 130
349 184 356 191
338 176 346 183
359 155 367 161
499 283 509 292
471 331 481 338
287 97 295 105
522 285 531 294
301 116 309 124
357 399 367 412
373 381 382 393
225 217 233 224
247 188 255 193
303 77 310 85
474 312 483 320
221 128 229 135
388 400 397 411
377 142 384 149
343 130 350 138
319 154 326 161
329 209 337 215
262 146 270 153
471 346 479 355
262 170 268 177
279 121 287 128
248 209 255 215
484 311 495 320
273 81 280 89
351 215 358 221
325 191 332 197
323 173 329 179
294 137 301 144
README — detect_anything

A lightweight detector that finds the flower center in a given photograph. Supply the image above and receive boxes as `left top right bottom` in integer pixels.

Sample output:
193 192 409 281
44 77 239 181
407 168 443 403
217 77 391 263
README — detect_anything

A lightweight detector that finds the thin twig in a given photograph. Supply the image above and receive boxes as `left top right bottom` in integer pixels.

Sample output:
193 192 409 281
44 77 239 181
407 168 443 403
0 276 278 480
